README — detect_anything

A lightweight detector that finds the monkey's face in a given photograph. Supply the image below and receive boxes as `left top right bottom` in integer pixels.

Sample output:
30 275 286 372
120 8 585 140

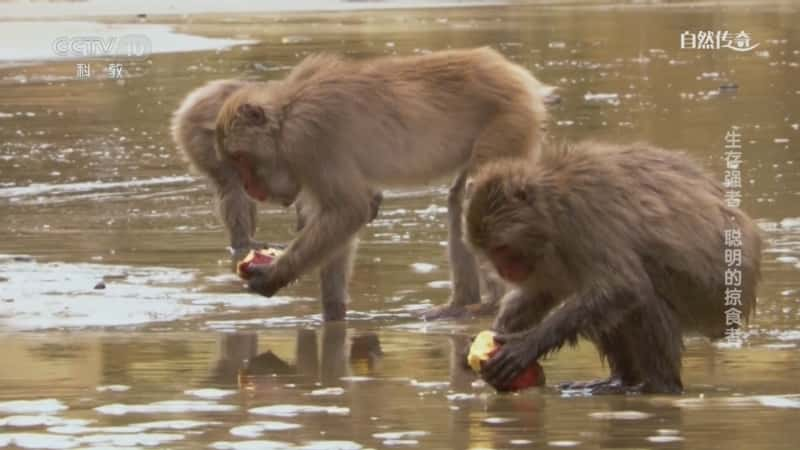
218 100 301 207
465 165 553 285
229 152 300 207
488 245 533 283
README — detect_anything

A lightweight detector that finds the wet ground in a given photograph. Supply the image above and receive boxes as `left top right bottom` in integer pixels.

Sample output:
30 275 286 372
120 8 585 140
1 1 799 449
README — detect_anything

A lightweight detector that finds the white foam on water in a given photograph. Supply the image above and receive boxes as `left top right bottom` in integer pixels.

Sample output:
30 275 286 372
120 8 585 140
409 380 449 389
3 0 502 19
300 441 363 450
184 388 237 399
0 258 292 330
373 431 429 440
47 425 145 435
753 395 800 408
0 433 77 449
548 441 581 447
381 440 419 447
483 417 518 424
409 263 437 273
211 441 293 450
134 419 218 430
0 22 253 62
305 387 344 397
230 422 301 438
0 416 90 428
0 176 194 199
96 385 131 393
94 400 237 416
426 280 451 289
0 399 67 414
77 432 184 447
249 405 350 418
445 393 475 401
588 411 653 420
647 436 685 443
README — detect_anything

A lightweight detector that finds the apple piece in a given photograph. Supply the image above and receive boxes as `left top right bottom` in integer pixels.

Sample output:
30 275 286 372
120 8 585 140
467 330 545 391
236 248 283 279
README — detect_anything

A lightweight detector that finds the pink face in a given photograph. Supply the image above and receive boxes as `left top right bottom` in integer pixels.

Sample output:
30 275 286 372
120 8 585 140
489 245 532 284
231 154 269 202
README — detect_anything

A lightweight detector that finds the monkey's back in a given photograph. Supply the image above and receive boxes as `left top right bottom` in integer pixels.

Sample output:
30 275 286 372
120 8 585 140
536 142 761 337
277 48 546 186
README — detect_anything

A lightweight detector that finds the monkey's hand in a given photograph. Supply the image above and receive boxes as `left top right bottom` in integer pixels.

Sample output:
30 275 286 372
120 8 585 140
480 332 539 390
246 263 293 297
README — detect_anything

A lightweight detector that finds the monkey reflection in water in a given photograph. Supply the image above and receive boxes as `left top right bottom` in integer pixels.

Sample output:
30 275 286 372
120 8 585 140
174 47 549 321
210 326 383 387
465 141 761 394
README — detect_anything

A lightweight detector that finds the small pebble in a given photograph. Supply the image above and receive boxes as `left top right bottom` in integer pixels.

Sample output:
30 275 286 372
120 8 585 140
720 82 738 92
94 281 106 290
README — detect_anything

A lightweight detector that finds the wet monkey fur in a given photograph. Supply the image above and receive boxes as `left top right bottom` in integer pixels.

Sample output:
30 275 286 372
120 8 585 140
214 48 549 320
465 141 761 394
171 79 382 321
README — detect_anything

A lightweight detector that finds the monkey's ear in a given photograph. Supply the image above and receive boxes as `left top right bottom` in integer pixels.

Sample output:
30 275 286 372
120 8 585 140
236 103 267 126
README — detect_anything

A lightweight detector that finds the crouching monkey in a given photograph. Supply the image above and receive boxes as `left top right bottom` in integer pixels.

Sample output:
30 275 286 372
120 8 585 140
465 141 761 394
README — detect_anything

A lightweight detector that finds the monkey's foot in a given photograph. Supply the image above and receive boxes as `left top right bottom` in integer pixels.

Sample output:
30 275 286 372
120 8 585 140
559 377 645 395
464 302 499 317
420 303 471 320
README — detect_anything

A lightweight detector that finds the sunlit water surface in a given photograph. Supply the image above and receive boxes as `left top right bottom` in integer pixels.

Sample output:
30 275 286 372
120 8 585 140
1 2 799 449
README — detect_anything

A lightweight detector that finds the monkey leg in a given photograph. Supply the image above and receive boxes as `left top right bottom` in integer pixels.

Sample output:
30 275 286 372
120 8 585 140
625 302 684 394
293 196 356 321
422 172 483 320
558 303 684 395
318 238 357 322
558 326 642 394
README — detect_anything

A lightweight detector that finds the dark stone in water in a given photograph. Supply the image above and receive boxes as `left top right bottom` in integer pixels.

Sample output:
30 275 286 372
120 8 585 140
94 281 106 290
242 350 294 376
2 298 13 303
0 276 8 283
12 256 33 262
720 82 739 92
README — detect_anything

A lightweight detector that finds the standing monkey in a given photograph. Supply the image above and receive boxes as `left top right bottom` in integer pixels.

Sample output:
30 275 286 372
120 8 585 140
465 141 761 394
171 79 382 321
215 48 548 320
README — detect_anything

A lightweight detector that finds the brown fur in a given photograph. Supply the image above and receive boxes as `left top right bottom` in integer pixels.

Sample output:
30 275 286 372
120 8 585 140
171 79 380 321
215 48 549 319
465 141 761 393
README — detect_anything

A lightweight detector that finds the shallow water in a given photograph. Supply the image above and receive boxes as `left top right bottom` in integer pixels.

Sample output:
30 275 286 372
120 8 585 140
1 2 799 449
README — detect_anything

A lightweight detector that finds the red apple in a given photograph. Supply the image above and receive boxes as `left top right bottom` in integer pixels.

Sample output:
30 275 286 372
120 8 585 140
467 330 545 391
236 248 283 280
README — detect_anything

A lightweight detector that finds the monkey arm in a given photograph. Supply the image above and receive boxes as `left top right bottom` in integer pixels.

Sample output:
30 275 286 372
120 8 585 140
482 281 654 389
247 169 374 297
492 289 561 334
